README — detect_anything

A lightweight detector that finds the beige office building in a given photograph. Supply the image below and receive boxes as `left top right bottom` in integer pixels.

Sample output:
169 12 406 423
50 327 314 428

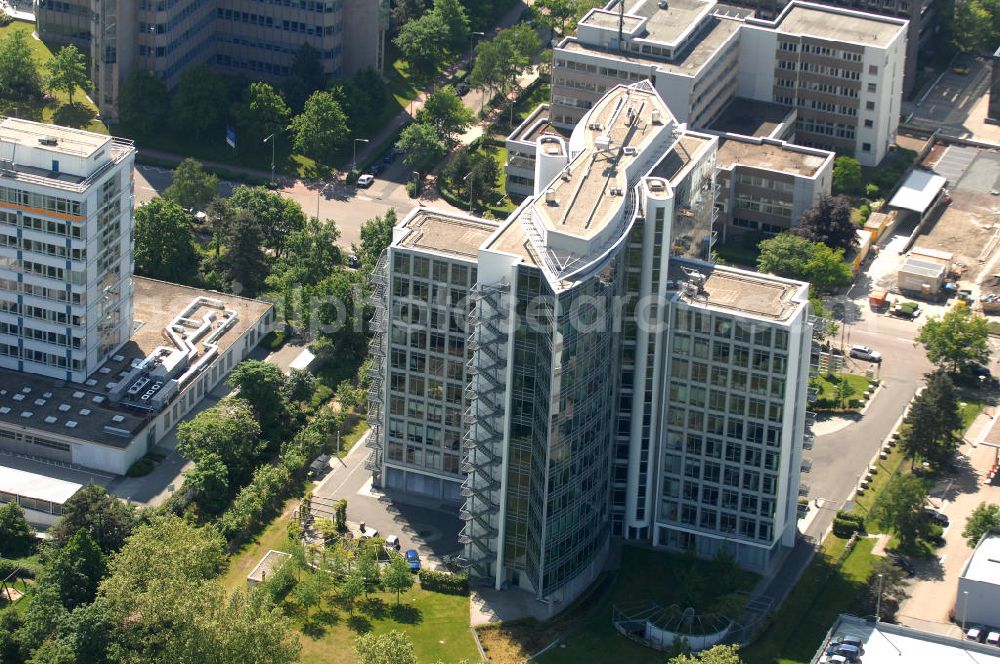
36 0 387 121
550 0 906 166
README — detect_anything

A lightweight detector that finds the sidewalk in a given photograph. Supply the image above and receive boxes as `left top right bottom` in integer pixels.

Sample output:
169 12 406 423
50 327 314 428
138 147 276 183
1 0 35 21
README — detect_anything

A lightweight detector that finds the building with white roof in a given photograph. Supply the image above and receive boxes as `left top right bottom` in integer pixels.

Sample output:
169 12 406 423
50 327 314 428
0 465 82 526
816 614 1000 664
958 533 1000 629
368 82 816 603
550 0 907 165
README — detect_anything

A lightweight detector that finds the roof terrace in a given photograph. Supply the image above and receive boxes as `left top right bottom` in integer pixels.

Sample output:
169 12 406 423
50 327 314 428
716 136 830 177
395 209 498 259
775 3 904 47
672 260 806 321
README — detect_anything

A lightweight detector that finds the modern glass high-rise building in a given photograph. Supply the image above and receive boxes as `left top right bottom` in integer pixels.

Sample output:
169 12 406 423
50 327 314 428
370 82 814 603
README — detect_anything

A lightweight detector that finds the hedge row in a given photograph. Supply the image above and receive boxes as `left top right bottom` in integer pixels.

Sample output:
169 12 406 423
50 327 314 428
218 410 338 545
418 569 468 595
832 510 866 538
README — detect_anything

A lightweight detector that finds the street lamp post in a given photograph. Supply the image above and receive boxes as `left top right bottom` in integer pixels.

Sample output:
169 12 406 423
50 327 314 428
874 573 884 622
352 138 369 171
463 172 474 211
263 133 276 185
468 30 485 64
962 590 970 632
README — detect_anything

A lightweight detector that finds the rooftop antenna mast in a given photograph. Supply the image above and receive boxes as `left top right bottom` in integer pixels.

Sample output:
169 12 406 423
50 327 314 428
618 0 625 52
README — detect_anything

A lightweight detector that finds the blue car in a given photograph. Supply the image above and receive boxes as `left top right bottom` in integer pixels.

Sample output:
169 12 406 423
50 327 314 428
405 549 421 572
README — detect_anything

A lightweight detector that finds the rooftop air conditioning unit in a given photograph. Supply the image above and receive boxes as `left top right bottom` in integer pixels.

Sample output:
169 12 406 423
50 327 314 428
545 188 557 204
623 146 638 156
658 0 668 8
38 136 58 146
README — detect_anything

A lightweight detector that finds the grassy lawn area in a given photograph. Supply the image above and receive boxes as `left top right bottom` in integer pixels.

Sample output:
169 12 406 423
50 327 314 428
294 583 478 664
849 445 906 524
477 547 758 664
812 372 871 410
714 242 761 268
0 21 106 134
438 139 516 217
743 537 876 664
959 397 986 430
489 80 553 137
220 505 477 663
339 417 370 457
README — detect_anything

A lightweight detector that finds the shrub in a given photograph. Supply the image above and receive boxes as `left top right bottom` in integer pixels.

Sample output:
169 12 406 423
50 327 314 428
418 569 468 594
0 12 12 27
406 180 420 198
836 510 865 526
126 457 155 477
833 517 863 538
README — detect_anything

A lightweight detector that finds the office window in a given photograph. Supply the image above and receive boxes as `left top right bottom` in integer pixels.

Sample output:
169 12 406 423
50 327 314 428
862 143 872 152
868 65 878 75
866 101 875 110
864 119 873 128
867 83 877 93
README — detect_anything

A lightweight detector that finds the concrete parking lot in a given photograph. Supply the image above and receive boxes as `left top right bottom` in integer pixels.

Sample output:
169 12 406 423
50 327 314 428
896 411 1000 636
311 437 464 572
903 53 992 136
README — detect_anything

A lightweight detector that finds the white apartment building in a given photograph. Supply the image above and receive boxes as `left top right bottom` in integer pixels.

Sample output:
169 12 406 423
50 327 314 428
0 118 135 383
371 82 815 603
550 0 906 165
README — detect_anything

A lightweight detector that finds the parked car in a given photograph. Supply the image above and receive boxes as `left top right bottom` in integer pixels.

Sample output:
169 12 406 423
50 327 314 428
890 554 915 577
824 643 860 663
359 525 379 539
385 535 400 550
357 174 375 188
890 301 921 319
987 631 1000 646
405 549 421 572
967 626 987 642
347 253 360 269
953 65 970 74
849 345 882 363
831 635 865 652
924 508 949 527
456 82 470 96
308 453 332 479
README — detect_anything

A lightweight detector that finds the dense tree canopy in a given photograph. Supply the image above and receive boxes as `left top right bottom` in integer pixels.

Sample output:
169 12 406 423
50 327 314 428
0 502 34 557
227 185 307 258
794 195 858 252
171 65 229 139
756 233 853 292
355 209 397 270
355 629 417 664
668 645 743 664
134 197 198 283
177 397 265 486
38 530 106 611
832 156 863 195
915 302 991 373
870 474 929 549
231 81 291 151
283 43 327 113
396 122 448 174
900 371 963 469
394 12 450 81
226 361 290 436
219 208 270 296
290 90 350 166
164 158 220 212
0 28 43 100
418 85 475 143
118 70 170 137
50 484 136 555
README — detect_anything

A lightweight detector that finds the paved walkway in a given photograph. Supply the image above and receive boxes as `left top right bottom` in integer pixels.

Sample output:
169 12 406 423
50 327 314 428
0 0 34 21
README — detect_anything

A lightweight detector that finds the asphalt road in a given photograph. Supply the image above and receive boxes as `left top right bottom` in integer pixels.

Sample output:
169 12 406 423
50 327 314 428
902 52 992 135
134 159 462 252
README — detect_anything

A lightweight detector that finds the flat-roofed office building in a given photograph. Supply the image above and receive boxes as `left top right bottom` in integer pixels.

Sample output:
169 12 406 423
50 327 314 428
550 0 906 166
370 82 817 603
37 0 387 121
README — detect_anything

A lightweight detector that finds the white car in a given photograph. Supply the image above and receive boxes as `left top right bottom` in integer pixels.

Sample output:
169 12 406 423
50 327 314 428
357 174 375 188
849 345 882 363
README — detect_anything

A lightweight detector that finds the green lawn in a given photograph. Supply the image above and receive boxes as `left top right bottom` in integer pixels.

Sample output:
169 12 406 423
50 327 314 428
0 21 106 134
220 505 477 664
743 537 877 664
812 372 871 410
531 547 758 664
294 581 478 664
959 398 985 430
439 139 516 216
849 444 906 524
489 80 553 138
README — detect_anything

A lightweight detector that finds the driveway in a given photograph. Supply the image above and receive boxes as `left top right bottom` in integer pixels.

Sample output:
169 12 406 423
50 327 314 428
896 413 1000 636
311 436 464 572
902 52 992 136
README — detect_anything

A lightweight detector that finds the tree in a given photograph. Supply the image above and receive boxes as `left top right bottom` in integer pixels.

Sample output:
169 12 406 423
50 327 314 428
41 530 106 611
311 268 369 353
864 558 909 622
356 551 381 595
285 368 318 403
418 85 475 143
794 195 858 252
835 375 852 409
17 576 69 653
870 474 929 549
220 209 270 297
392 0 428 34
953 0 999 51
226 360 289 435
283 43 326 113
44 44 90 106
232 81 291 150
832 155 863 195
354 209 397 270
0 28 43 99
0 501 34 557
170 64 228 139
133 197 198 283
396 122 448 174
164 158 219 213
183 452 231 513
383 556 415 604
267 215 342 291
434 0 471 49
905 371 963 468
177 398 265 486
227 184 307 258
290 90 350 166
535 0 577 33
336 379 363 412
118 70 170 137
756 233 853 292
394 12 450 82
915 302 990 373
355 629 417 664
294 572 323 618
963 502 1000 548
470 39 505 100
341 569 364 614
668 644 743 664
50 484 135 554
495 24 543 93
